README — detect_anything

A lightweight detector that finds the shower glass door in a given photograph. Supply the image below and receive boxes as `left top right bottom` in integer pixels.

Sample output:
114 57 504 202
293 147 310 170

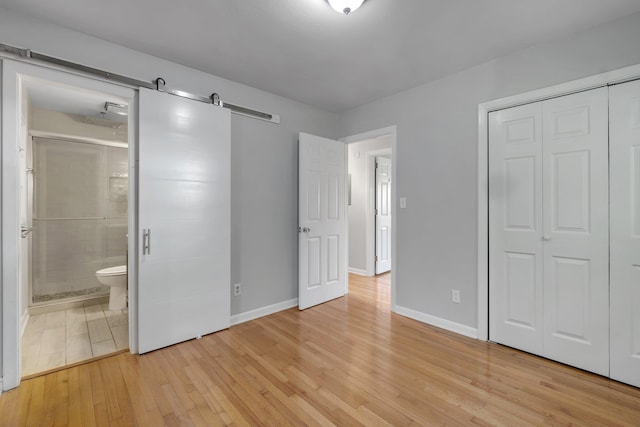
31 137 128 304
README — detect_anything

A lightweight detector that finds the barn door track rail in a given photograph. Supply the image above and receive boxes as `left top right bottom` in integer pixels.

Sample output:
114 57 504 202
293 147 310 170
0 43 279 124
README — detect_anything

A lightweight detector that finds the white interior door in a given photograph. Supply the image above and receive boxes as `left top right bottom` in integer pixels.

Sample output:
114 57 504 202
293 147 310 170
138 88 230 353
489 102 545 356
542 88 609 376
375 156 392 274
298 133 347 310
610 80 640 387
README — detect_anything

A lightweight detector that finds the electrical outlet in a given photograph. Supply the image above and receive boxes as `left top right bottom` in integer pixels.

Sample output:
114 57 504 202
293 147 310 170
233 283 241 297
451 289 461 304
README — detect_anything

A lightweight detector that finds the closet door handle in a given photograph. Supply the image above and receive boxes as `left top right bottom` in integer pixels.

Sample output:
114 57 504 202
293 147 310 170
542 235 551 241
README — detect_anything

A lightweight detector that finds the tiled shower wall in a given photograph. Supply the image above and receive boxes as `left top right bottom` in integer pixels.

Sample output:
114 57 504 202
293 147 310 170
32 138 128 302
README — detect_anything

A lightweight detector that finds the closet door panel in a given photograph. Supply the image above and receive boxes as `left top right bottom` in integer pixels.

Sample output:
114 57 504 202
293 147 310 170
489 102 544 355
610 80 640 387
542 88 609 376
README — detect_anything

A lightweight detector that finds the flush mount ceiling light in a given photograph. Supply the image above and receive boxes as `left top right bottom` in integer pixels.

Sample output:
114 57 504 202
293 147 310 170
327 0 366 15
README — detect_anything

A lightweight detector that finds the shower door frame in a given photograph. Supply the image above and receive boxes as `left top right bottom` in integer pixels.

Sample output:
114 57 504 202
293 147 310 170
1 59 138 391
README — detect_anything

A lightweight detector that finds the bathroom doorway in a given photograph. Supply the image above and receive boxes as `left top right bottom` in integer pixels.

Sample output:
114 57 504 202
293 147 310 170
19 77 130 378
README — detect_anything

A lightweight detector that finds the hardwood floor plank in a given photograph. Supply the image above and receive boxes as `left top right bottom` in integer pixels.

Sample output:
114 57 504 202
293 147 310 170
2 272 640 425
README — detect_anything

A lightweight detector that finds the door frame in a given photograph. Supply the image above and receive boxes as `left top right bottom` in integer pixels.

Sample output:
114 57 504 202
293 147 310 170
340 126 397 308
1 59 137 390
477 63 640 342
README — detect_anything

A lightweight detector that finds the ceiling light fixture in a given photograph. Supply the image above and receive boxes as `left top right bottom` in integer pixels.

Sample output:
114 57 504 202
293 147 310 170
104 102 128 116
327 0 365 16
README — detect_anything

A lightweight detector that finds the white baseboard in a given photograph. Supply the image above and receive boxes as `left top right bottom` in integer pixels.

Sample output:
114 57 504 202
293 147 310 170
348 267 368 276
394 305 479 339
20 310 30 338
230 298 298 326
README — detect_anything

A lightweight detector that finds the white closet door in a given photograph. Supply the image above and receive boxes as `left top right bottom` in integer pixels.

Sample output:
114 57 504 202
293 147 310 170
610 80 640 387
542 88 609 376
489 102 545 355
375 156 392 274
138 88 230 353
298 133 347 310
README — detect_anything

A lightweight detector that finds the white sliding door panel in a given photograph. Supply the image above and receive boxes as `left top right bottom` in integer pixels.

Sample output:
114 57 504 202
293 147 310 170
542 88 609 376
299 133 346 310
489 102 545 355
610 80 640 387
138 88 230 354
375 157 392 274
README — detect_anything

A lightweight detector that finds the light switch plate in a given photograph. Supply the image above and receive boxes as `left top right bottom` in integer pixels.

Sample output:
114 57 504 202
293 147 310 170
400 197 407 209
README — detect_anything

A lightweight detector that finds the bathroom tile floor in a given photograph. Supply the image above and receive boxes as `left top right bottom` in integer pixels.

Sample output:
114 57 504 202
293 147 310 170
21 303 128 377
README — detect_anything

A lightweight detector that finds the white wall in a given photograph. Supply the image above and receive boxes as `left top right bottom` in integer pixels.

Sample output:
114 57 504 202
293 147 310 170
347 136 391 273
0 7 336 331
337 11 640 329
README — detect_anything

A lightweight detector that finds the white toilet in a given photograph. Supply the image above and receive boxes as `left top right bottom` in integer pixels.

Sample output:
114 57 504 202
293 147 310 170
96 265 127 310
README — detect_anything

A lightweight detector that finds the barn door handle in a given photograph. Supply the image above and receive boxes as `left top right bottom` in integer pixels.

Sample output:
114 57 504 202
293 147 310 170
143 229 151 254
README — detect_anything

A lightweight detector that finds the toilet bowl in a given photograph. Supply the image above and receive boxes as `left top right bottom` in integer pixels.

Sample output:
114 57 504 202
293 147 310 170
96 265 127 310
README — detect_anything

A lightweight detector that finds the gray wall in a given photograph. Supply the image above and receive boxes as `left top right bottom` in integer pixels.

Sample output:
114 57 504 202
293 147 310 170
0 7 337 324
337 11 640 329
347 137 392 272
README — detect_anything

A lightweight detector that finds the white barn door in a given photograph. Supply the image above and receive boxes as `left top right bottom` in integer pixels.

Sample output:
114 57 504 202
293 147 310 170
610 80 640 387
298 133 347 310
375 157 392 274
138 88 230 353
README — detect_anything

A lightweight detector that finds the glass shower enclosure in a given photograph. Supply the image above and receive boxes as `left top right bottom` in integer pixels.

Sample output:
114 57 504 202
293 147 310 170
30 137 128 304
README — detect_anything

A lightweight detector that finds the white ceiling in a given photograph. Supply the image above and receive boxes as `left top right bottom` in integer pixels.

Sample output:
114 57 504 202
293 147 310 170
3 0 640 112
24 76 129 122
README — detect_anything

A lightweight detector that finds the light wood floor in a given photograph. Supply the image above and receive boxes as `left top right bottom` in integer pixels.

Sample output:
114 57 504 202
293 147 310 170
1 273 639 426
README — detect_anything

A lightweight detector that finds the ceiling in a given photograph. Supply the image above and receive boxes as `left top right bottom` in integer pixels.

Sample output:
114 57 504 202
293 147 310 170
3 0 640 112
24 75 129 123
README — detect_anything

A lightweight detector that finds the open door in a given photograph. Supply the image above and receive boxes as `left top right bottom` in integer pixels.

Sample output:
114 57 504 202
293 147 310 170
138 88 230 353
298 133 347 310
375 156 392 274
